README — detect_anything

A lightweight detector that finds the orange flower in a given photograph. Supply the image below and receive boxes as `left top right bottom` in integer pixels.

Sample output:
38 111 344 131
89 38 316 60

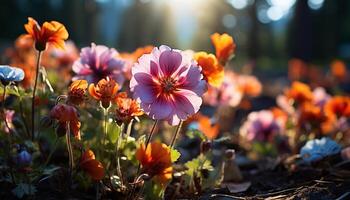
198 114 219 140
210 33 236 65
271 107 288 125
194 52 224 87
88 77 119 109
136 142 173 186
299 102 334 134
114 92 143 125
237 75 262 97
68 80 88 105
24 17 68 51
80 150 105 181
330 59 347 80
15 34 35 51
285 81 313 104
288 58 307 81
120 45 154 62
50 104 81 139
324 96 350 118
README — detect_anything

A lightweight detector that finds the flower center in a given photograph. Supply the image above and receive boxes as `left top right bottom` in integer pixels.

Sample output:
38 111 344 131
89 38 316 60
160 77 176 93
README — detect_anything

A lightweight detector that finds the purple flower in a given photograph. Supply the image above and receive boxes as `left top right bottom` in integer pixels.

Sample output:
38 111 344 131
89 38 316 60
130 45 207 125
72 43 126 85
313 87 330 107
240 110 282 142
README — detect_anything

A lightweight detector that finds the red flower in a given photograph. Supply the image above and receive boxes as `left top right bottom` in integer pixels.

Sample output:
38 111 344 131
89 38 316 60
80 150 105 181
50 104 81 139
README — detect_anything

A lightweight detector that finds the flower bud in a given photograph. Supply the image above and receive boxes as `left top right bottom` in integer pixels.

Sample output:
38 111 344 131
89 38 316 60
17 150 32 167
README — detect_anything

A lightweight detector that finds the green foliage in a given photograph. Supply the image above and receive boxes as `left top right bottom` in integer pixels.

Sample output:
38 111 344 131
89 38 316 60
170 148 181 163
144 180 165 200
186 129 206 141
121 136 137 163
107 123 122 143
252 142 278 156
185 154 214 178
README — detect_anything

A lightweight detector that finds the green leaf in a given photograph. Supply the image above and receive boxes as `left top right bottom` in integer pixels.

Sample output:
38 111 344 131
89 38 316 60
144 180 165 200
185 154 214 177
0 85 20 97
108 123 122 143
43 166 61 175
170 148 181 162
186 129 206 140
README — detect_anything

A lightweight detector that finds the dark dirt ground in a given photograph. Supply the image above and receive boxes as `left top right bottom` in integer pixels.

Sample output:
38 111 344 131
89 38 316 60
200 158 350 200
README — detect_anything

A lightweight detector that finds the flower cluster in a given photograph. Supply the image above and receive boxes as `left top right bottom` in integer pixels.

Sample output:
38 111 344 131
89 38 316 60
2 16 350 200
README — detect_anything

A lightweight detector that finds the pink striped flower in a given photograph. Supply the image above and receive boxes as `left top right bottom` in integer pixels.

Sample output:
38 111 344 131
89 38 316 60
72 43 126 85
130 45 207 125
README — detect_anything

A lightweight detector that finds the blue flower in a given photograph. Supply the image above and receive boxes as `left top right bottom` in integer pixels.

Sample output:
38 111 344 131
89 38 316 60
300 137 341 163
0 65 25 83
16 150 32 166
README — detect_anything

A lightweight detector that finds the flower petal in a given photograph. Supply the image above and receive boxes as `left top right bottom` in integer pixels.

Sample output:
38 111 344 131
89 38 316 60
159 50 182 76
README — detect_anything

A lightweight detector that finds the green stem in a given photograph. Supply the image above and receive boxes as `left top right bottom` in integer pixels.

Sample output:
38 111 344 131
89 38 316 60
44 136 59 167
31 50 42 141
114 123 124 177
170 120 183 148
125 119 134 139
103 108 108 145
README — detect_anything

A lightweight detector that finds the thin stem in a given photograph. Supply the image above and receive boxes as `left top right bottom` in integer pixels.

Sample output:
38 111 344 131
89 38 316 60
145 120 158 149
125 119 134 139
95 182 100 200
66 122 74 185
103 108 108 145
44 136 59 167
114 123 124 177
170 120 183 148
31 50 42 141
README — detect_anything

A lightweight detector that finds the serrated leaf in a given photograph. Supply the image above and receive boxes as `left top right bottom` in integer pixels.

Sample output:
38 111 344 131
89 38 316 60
170 148 181 162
